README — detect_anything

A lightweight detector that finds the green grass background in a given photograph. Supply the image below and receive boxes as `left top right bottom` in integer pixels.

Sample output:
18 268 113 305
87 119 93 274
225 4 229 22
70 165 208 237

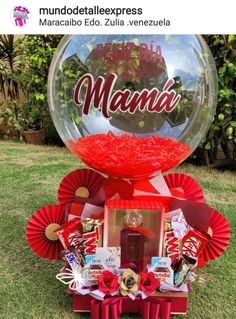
0 141 235 319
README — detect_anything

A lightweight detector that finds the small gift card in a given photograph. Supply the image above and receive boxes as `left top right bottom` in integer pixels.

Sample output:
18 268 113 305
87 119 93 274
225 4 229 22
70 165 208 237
96 247 121 272
149 257 173 285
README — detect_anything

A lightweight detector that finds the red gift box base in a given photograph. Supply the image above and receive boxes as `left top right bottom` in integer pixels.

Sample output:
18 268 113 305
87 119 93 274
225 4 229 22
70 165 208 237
72 291 189 318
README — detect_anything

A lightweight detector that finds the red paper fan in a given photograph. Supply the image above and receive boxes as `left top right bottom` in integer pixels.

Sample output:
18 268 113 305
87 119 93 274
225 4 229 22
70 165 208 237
164 173 204 203
58 169 106 204
26 204 66 260
200 209 230 262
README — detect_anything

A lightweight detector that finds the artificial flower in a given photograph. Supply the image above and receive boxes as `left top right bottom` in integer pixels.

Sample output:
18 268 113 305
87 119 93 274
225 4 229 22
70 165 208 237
139 272 160 296
98 270 119 294
118 268 140 296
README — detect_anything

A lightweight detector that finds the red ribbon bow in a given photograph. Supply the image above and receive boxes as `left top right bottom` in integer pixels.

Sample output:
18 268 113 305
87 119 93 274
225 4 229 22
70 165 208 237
90 296 172 319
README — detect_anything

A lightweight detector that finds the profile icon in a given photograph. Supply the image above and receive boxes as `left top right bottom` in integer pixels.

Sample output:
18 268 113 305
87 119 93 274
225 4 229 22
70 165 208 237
13 6 30 27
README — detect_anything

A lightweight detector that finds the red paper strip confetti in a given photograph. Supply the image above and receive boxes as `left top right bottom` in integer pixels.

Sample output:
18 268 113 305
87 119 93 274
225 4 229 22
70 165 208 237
69 132 192 179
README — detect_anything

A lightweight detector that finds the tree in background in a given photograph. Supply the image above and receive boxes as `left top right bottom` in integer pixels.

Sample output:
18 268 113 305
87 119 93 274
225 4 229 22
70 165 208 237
0 35 63 143
0 35 21 100
195 35 236 168
14 35 63 143
0 35 22 136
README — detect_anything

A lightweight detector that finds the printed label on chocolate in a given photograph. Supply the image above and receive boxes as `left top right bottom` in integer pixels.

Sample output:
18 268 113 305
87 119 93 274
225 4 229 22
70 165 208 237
65 252 77 265
149 257 173 285
88 265 104 281
65 252 82 269
165 231 181 260
182 236 201 257
68 233 83 252
83 225 100 255
83 258 108 283
73 73 181 119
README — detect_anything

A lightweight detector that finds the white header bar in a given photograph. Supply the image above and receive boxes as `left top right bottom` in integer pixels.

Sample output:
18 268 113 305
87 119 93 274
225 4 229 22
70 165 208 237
0 0 235 34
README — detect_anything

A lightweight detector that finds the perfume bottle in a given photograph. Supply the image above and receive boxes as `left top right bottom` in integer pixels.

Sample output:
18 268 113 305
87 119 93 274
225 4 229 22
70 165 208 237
120 210 144 272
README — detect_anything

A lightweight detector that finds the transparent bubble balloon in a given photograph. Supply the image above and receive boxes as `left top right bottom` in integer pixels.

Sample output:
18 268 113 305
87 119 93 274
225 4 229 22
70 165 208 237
48 35 218 179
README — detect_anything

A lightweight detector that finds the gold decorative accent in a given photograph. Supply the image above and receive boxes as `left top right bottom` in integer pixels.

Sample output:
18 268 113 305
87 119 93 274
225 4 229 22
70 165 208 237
207 227 213 237
45 223 60 241
75 187 89 198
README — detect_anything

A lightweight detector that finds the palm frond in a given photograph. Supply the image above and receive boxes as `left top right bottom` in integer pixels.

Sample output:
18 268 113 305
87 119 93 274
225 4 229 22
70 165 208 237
0 35 21 100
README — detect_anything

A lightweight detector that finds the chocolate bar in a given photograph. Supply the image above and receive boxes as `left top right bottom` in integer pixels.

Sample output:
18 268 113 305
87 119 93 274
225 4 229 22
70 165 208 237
55 218 83 253
149 257 174 285
82 219 103 256
60 247 85 268
182 229 208 258
88 264 105 281
174 255 197 286
82 257 108 283
163 219 181 262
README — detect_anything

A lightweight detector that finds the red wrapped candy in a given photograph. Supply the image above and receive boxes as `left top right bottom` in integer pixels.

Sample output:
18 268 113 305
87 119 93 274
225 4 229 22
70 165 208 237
182 229 208 258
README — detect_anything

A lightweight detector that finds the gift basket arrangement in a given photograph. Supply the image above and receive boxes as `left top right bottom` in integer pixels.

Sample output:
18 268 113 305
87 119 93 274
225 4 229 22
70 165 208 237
26 35 230 318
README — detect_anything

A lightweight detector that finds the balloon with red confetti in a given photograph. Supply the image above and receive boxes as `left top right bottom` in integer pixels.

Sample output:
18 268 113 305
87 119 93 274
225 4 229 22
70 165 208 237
48 35 218 179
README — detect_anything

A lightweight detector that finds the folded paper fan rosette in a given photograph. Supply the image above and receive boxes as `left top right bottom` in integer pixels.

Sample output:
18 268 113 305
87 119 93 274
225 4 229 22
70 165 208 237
58 168 106 204
164 173 204 203
26 204 66 260
200 209 230 262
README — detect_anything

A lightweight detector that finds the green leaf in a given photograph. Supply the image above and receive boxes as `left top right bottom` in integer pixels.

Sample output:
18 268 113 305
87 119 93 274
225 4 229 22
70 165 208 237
211 124 220 132
227 127 233 136
225 108 232 115
230 121 236 128
205 142 211 150
228 35 235 44
219 65 226 75
35 93 45 101
218 113 224 121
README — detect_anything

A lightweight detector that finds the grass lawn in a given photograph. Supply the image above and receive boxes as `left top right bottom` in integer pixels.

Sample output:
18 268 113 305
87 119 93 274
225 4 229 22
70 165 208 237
0 140 235 319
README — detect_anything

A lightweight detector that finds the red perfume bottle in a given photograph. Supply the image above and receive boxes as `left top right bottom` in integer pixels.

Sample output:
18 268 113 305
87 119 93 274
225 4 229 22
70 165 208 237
120 210 144 272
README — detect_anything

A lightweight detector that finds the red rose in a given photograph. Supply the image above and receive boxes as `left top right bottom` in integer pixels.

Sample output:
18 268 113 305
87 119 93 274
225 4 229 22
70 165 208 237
98 270 119 294
139 272 160 295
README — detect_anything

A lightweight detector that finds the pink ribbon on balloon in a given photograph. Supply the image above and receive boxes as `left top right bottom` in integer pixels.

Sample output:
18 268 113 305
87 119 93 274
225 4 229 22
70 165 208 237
90 296 172 319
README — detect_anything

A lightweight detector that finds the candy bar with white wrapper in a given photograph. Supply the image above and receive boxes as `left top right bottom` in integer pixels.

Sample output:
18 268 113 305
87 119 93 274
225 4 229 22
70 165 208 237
149 257 174 285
